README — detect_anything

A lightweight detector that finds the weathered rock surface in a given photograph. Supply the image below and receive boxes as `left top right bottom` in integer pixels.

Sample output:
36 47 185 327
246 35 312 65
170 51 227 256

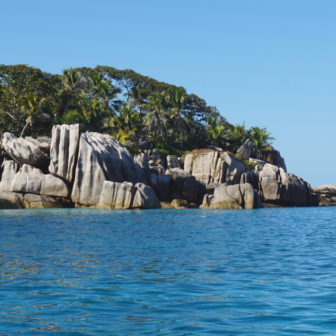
0 191 24 209
11 164 70 197
161 202 174 209
71 132 138 206
97 181 135 210
134 153 151 185
132 183 161 209
258 163 310 206
167 155 179 169
184 151 246 185
237 139 253 160
151 174 172 202
0 159 19 191
2 133 48 167
260 150 287 172
201 183 260 209
49 124 80 183
312 185 336 196
171 199 190 209
23 194 61 209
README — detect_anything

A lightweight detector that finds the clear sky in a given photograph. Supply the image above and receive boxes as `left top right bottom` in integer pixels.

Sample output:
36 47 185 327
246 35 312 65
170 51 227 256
1 0 335 187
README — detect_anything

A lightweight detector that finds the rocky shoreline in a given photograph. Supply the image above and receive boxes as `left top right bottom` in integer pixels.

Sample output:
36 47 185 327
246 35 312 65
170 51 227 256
0 124 334 210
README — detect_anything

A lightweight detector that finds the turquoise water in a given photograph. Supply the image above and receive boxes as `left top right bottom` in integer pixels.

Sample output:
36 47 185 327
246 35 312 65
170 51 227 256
1 208 336 335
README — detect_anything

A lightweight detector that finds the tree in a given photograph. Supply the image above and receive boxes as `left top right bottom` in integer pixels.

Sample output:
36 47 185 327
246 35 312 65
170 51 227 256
249 127 274 152
225 123 250 152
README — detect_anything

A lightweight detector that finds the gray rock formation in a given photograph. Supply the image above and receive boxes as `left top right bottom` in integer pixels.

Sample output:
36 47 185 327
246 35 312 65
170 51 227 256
151 174 172 202
23 194 61 209
0 191 24 209
259 163 310 206
2 133 48 167
71 132 138 206
201 183 260 209
236 139 253 160
132 183 161 209
185 151 246 185
11 164 70 197
260 149 287 172
0 159 19 191
134 153 151 185
312 185 336 196
49 124 80 183
97 181 135 210
167 155 179 169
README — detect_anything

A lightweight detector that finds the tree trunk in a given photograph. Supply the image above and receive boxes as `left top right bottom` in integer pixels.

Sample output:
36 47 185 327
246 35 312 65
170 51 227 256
20 120 30 138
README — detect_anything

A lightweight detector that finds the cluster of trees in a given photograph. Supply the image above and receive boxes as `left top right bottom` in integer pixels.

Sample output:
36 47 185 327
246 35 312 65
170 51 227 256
0 64 274 154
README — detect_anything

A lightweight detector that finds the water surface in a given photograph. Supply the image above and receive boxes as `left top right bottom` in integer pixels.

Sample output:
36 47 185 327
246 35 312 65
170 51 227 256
1 207 336 335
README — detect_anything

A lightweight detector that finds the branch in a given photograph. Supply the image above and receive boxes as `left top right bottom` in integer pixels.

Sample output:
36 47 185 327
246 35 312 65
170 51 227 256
0 109 14 119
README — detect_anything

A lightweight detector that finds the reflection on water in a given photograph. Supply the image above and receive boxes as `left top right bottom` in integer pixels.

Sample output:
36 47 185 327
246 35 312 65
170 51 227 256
1 208 336 335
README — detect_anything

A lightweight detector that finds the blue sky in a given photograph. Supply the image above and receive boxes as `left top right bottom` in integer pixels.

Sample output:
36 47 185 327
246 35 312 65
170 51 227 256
1 0 335 187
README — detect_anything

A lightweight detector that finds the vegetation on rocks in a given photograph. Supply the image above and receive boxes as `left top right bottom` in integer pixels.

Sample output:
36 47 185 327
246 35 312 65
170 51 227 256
0 64 274 156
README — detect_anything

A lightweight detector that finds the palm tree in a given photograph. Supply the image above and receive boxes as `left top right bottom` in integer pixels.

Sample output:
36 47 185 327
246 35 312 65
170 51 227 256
144 91 169 136
20 92 48 137
167 87 188 136
81 98 110 132
61 68 87 116
205 116 225 146
127 84 148 115
225 122 250 152
249 127 274 152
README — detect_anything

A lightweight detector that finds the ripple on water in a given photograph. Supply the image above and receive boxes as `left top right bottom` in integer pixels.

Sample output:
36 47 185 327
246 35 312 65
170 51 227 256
0 207 336 335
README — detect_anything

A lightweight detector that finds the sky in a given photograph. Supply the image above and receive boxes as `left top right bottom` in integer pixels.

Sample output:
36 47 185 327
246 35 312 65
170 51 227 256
1 0 335 187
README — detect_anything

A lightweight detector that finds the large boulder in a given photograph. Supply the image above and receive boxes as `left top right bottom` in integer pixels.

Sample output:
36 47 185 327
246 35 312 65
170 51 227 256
71 132 138 207
312 185 336 196
23 194 62 209
132 183 161 209
11 164 70 197
236 139 253 160
184 150 246 185
49 124 80 183
0 191 24 209
151 174 172 202
0 159 19 191
260 149 287 172
258 163 310 206
2 132 48 167
134 153 151 185
167 155 179 169
202 183 260 209
97 181 135 210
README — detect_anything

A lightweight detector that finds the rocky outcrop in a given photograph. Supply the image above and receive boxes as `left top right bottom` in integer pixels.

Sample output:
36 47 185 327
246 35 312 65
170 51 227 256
71 132 138 206
313 185 336 196
0 159 19 191
2 133 48 167
49 124 80 183
201 183 260 209
97 181 135 210
23 194 61 209
237 139 253 160
132 183 161 209
258 163 311 206
11 164 70 197
167 155 179 169
184 150 246 185
171 199 190 209
260 150 287 172
0 191 24 209
134 153 151 185
151 174 172 202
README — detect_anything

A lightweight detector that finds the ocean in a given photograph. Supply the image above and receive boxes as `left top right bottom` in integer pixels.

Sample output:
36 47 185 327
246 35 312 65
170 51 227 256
0 207 336 335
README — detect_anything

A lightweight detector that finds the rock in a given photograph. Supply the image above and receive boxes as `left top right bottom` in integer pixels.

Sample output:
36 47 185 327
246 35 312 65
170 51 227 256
149 164 165 174
71 132 138 207
171 199 190 209
0 159 19 191
134 153 151 185
209 145 224 152
138 139 148 148
23 194 62 209
11 164 70 197
0 191 24 209
240 170 259 190
190 203 199 209
37 136 52 144
312 185 336 196
258 163 309 206
97 181 135 210
151 174 172 202
199 194 215 209
206 183 219 195
49 124 80 183
167 155 179 169
236 139 253 160
148 160 155 166
249 158 267 167
132 183 161 209
161 202 174 209
207 183 259 209
315 195 336 206
260 149 287 172
2 132 48 167
184 151 245 185
39 142 51 155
